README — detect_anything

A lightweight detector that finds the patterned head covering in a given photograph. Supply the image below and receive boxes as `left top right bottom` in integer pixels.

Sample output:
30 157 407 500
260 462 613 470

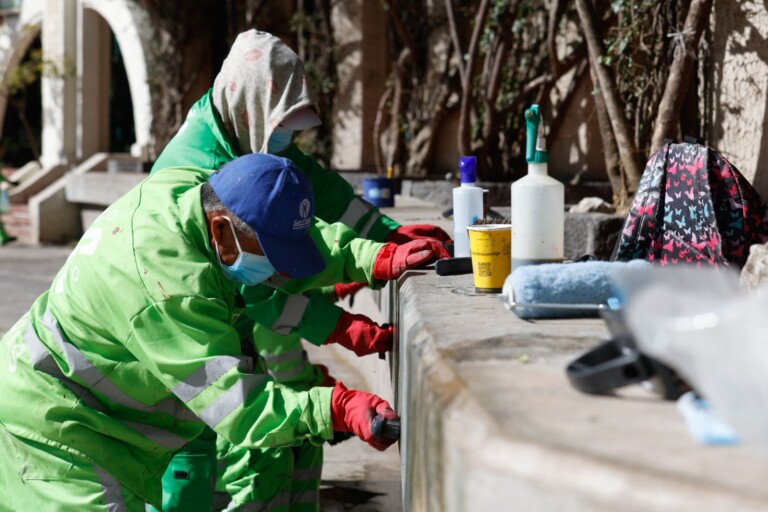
212 30 317 155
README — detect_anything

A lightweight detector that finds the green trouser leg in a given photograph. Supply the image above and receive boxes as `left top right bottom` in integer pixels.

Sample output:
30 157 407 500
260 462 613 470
0 217 10 244
286 443 323 512
215 439 323 512
214 328 325 511
160 328 324 512
149 427 218 512
0 426 146 511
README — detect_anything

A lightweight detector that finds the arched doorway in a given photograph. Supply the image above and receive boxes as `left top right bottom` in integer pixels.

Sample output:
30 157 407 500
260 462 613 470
1 32 42 168
109 33 134 153
80 7 135 157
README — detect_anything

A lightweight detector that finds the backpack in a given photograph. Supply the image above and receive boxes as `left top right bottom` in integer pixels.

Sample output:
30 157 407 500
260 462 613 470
612 139 768 267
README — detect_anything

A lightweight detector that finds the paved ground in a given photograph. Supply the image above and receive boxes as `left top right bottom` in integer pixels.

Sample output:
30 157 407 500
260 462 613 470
0 242 402 511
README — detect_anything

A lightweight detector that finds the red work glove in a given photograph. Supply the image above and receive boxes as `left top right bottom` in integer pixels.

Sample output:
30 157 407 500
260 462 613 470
333 282 367 300
372 240 451 280
330 382 399 451
324 311 393 357
386 224 453 245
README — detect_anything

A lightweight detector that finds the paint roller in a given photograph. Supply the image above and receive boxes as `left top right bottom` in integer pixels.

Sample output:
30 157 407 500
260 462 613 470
500 260 649 319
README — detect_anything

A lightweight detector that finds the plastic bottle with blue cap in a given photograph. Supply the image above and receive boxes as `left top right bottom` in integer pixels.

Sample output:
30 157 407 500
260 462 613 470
452 156 484 257
511 105 564 270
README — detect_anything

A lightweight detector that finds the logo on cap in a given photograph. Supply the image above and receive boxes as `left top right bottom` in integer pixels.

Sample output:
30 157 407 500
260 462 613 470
293 198 312 231
299 199 311 219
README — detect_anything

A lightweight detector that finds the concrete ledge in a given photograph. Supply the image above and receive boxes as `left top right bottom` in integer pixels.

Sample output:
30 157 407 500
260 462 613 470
393 270 768 511
66 171 145 207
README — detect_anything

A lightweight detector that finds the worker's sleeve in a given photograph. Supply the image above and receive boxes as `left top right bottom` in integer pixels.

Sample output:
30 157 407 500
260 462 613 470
285 145 401 242
241 287 343 347
125 296 334 449
261 218 385 296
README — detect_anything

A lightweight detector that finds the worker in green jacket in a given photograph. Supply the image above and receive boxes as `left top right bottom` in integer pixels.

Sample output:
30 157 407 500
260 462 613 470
0 153 405 511
0 147 17 245
151 30 451 511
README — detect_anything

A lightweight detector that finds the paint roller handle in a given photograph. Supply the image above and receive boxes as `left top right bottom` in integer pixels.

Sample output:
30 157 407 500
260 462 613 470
371 414 401 442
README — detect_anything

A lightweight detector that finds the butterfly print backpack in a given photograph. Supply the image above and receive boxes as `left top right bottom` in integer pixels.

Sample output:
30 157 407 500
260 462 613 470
612 139 768 267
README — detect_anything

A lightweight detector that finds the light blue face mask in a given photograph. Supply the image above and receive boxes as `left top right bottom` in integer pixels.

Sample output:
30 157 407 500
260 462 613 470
216 218 275 287
267 127 294 154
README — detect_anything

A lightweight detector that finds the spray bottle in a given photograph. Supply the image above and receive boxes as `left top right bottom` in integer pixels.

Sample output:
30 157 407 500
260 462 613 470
453 156 484 257
511 105 564 270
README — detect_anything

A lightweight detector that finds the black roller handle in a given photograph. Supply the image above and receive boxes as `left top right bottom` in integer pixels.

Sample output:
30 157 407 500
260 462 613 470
371 414 401 441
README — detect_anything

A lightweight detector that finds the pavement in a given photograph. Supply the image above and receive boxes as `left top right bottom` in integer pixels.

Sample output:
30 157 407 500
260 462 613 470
0 242 401 512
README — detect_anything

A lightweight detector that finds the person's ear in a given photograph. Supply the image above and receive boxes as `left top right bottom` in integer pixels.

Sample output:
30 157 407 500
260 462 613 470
211 216 239 265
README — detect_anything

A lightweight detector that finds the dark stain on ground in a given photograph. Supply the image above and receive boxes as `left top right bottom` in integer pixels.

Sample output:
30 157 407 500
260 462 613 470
319 481 391 511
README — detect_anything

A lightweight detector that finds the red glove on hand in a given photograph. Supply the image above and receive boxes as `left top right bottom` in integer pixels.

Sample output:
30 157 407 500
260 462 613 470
334 282 367 300
324 311 393 357
386 224 453 245
330 382 399 451
372 240 451 280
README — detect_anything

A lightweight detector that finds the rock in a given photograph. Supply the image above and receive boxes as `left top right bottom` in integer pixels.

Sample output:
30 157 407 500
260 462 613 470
564 212 625 260
569 196 615 214
740 243 768 290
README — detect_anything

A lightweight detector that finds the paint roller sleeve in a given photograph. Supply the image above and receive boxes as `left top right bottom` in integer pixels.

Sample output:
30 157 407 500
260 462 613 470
500 260 650 319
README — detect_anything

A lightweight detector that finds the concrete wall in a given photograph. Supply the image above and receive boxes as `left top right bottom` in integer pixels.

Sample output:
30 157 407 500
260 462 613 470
707 0 768 200
330 0 388 171
548 69 608 183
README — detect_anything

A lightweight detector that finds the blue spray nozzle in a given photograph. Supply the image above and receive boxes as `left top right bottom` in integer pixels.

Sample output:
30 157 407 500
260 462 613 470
459 156 477 184
525 105 548 164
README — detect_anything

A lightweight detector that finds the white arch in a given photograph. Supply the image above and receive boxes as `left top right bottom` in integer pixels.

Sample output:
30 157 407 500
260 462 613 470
81 0 153 160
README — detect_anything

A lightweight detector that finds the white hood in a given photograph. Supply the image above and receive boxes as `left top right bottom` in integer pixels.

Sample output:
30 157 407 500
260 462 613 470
212 30 317 154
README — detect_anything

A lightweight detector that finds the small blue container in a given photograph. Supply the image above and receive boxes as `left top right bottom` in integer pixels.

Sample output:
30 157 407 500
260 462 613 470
363 177 395 207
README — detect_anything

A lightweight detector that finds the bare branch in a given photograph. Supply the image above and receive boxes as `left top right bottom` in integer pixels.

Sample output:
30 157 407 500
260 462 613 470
650 0 714 152
457 0 492 156
373 85 393 175
381 0 419 68
444 0 465 85
547 0 567 76
575 0 643 192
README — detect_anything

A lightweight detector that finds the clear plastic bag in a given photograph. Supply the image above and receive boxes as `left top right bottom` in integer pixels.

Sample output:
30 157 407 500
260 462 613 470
613 265 768 453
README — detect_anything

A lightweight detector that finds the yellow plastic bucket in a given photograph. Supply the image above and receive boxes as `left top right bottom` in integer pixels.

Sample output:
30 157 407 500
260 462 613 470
467 224 512 293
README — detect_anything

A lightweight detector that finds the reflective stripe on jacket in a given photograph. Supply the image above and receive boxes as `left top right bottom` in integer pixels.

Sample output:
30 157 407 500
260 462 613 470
0 167 333 506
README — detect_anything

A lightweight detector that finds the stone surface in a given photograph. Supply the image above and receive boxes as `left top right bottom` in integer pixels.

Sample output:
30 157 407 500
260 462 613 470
0 244 72 336
569 196 615 214
564 212 624 260
65 170 145 207
740 242 768 290
393 269 768 512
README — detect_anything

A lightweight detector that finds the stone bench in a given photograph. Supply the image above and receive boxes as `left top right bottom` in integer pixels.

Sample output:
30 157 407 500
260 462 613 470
381 199 768 512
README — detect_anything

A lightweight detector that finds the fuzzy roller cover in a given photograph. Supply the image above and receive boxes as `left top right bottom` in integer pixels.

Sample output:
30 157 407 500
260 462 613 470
502 260 649 319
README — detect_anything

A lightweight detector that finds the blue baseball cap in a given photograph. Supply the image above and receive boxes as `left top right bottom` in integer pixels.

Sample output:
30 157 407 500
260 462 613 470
209 153 326 279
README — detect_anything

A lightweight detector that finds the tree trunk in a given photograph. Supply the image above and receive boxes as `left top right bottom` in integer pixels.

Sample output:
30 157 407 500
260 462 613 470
457 0 491 157
575 0 644 193
588 61 625 210
650 0 714 153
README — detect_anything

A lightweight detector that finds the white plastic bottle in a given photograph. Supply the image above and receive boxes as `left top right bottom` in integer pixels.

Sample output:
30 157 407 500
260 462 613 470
511 105 564 270
453 156 484 258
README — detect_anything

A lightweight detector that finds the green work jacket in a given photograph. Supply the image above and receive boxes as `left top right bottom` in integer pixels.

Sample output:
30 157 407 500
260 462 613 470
151 90 400 344
0 167 336 507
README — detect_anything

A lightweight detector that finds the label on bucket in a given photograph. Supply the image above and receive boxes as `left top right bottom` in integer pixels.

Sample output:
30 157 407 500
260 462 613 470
368 188 391 199
363 178 395 207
